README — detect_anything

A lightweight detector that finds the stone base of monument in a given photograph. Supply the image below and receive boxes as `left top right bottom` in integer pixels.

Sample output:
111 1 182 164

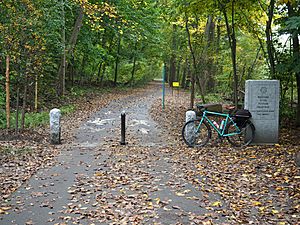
245 80 280 144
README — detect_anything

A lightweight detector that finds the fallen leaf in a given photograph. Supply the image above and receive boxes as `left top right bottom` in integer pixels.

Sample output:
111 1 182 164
211 201 222 207
252 201 262 206
175 192 185 197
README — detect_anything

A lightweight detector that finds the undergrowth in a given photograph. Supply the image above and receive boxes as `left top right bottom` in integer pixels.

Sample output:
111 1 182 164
0 105 76 129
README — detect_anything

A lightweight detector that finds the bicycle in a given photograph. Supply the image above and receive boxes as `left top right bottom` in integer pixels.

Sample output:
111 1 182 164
182 104 255 147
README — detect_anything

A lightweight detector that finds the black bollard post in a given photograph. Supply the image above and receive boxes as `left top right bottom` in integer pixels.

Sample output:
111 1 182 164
120 111 126 145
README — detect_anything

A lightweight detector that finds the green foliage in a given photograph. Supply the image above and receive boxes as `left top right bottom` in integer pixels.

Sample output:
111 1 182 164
6 111 50 129
0 112 5 129
69 87 86 97
278 16 300 36
0 0 165 110
0 85 5 108
280 100 296 120
22 105 75 128
0 109 5 129
60 105 76 115
199 93 226 104
0 104 76 129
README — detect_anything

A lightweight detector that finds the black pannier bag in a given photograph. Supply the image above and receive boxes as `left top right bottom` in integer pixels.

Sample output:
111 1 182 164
232 109 252 127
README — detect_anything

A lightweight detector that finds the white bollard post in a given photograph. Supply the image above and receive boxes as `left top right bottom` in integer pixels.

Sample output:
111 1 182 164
185 110 196 145
50 108 61 144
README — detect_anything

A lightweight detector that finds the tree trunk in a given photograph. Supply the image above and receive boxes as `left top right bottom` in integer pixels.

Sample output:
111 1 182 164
69 56 75 86
220 0 238 108
68 6 84 49
114 35 121 86
58 5 84 96
185 17 195 109
169 24 177 87
96 61 103 84
231 1 238 108
35 75 38 112
131 41 138 86
169 56 176 86
162 64 167 85
288 3 300 126
296 73 300 126
131 56 137 86
5 55 10 129
184 11 205 108
21 76 28 130
181 58 187 88
100 63 107 87
58 0 66 96
176 59 181 82
15 88 20 134
205 15 216 92
80 55 86 85
247 46 261 79
205 15 215 46
216 22 221 54
265 0 276 79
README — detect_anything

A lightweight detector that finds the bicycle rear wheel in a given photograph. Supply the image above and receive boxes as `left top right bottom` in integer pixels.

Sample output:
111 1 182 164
182 119 211 147
225 120 255 147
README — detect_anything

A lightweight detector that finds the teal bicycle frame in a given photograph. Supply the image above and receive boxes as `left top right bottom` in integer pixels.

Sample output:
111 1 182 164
198 110 241 137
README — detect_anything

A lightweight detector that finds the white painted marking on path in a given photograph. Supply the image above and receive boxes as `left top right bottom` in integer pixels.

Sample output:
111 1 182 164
88 118 115 126
129 119 150 127
139 128 149 134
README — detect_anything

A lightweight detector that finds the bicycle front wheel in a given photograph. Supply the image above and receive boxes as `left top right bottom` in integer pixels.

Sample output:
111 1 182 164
182 119 211 147
225 120 255 147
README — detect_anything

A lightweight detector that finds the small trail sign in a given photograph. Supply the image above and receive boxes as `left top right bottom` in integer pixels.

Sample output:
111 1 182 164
172 82 180 87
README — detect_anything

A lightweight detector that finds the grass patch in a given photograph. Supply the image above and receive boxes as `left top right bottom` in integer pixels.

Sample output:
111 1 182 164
24 111 49 128
23 104 76 128
60 105 76 115
0 146 33 156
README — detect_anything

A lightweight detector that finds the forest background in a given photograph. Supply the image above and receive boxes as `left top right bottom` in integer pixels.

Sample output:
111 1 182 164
0 0 300 131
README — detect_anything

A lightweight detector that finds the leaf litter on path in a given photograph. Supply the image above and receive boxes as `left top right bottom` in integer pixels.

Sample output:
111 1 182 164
1 84 299 224
150 92 300 224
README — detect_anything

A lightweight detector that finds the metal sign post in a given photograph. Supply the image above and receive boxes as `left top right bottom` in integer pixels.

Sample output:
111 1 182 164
173 81 180 96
